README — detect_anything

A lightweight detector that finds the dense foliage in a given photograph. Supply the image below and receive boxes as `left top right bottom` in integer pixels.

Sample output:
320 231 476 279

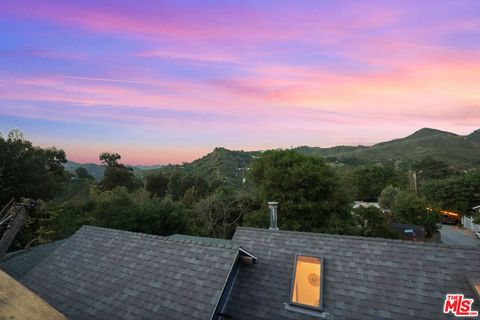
421 170 480 220
3 129 480 253
247 150 355 233
352 207 397 238
351 165 406 201
391 191 439 237
100 152 142 191
0 130 67 205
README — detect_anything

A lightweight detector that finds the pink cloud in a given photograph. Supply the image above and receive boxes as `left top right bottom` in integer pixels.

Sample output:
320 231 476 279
0 1 403 44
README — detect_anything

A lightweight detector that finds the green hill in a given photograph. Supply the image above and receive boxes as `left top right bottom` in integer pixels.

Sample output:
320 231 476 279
68 127 480 185
64 161 163 181
151 147 260 187
295 128 480 169
467 129 480 143
64 161 105 181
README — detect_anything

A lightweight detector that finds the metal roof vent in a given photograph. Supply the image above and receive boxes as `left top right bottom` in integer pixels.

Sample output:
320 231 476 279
268 201 279 231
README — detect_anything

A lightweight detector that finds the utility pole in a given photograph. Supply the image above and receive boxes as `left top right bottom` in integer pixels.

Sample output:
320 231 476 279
237 167 248 193
409 170 422 196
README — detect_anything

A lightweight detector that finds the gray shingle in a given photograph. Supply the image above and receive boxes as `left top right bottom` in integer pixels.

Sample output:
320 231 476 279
2 226 239 320
225 227 480 320
1 240 65 279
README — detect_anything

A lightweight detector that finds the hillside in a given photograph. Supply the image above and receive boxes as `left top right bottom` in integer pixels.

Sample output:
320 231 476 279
468 129 480 143
294 145 367 157
64 161 163 181
295 128 480 169
64 161 105 181
149 148 260 187
68 127 480 184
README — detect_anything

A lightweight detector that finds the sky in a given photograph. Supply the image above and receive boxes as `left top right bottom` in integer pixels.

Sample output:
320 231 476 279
1 0 480 165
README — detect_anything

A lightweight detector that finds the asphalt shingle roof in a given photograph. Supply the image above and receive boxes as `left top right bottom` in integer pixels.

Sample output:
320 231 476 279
168 234 233 247
226 227 480 320
2 226 479 319
1 226 239 320
1 240 65 280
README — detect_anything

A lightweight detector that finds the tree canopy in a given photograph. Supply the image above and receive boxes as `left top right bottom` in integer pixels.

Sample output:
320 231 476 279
248 150 354 233
0 130 67 206
99 152 141 191
351 165 406 201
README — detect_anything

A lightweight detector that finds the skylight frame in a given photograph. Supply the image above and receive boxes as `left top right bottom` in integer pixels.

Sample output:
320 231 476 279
289 254 324 311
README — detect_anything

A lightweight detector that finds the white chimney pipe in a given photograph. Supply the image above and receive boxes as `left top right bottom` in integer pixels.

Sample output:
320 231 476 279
268 201 279 230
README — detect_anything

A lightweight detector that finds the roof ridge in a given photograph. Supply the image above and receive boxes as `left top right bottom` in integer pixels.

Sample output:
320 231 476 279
78 225 167 241
235 227 480 251
78 225 238 249
165 234 237 249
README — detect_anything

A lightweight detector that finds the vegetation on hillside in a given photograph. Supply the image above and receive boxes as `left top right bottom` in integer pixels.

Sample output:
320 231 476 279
296 128 480 169
1 128 480 252
245 150 356 233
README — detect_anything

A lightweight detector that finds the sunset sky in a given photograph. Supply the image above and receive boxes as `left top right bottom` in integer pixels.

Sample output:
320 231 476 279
1 0 480 164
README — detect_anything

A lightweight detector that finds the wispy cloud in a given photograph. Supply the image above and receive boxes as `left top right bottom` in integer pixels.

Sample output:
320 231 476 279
1 0 480 163
60 76 152 85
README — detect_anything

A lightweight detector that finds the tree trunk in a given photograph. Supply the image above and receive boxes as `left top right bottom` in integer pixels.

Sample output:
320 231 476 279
0 204 28 260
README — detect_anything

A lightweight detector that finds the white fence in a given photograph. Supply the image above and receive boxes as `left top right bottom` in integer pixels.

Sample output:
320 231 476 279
462 215 480 232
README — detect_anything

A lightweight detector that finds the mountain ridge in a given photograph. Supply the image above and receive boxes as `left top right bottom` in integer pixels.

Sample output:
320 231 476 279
66 127 480 180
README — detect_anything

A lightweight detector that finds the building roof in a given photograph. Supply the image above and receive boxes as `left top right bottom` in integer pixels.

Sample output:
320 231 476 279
226 227 480 320
0 269 67 320
1 226 241 320
2 226 480 319
353 201 380 209
1 240 65 280
168 234 233 247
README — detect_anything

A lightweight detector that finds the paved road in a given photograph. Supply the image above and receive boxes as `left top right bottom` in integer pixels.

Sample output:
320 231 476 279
439 224 479 246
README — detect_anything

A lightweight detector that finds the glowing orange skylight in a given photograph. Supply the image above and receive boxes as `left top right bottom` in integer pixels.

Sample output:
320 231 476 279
290 255 324 310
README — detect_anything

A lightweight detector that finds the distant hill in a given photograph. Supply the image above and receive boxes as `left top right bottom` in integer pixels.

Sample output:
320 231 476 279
64 161 105 181
294 145 367 157
294 128 480 169
64 161 163 181
467 129 480 143
151 128 480 185
148 147 261 187
67 127 480 183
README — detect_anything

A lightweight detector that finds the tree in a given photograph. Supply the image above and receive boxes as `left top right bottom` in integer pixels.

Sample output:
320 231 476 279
352 166 405 201
421 170 480 215
0 130 67 205
99 152 121 167
421 176 469 214
352 206 397 238
154 171 210 200
75 167 94 180
90 187 189 236
249 150 354 233
392 191 439 237
167 171 184 199
379 185 401 212
180 175 209 199
146 172 169 198
412 156 452 180
194 189 254 238
99 152 140 191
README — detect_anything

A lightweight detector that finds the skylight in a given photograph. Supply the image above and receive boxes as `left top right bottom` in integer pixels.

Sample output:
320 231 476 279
290 255 324 311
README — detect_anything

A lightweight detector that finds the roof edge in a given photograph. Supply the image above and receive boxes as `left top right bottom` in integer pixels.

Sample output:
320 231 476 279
234 227 479 250
209 249 241 320
78 225 238 249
